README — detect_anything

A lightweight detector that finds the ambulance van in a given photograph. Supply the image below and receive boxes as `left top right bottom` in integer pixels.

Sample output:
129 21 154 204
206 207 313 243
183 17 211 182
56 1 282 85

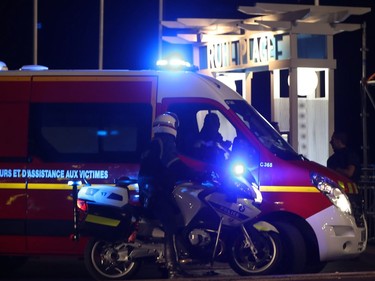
0 68 367 273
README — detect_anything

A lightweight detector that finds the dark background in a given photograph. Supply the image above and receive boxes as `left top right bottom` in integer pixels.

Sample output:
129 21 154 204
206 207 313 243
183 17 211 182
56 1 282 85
0 0 374 165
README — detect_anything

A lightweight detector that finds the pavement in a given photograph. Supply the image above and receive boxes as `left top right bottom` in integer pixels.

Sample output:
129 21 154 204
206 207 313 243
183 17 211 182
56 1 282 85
3 242 375 281
144 241 375 281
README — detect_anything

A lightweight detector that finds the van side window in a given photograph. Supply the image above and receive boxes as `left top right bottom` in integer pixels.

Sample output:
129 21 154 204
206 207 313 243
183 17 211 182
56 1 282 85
0 103 29 160
196 110 237 146
29 103 152 163
167 103 236 158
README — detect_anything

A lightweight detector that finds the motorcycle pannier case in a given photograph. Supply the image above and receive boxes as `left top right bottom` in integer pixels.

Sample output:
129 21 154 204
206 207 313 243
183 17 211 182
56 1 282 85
80 203 135 241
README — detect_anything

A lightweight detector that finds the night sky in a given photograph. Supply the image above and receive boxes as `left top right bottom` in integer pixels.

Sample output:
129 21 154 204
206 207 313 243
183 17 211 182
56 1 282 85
1 0 375 164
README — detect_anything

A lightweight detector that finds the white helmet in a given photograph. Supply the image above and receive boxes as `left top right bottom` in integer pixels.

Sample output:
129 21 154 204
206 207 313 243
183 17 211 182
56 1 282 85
152 112 179 137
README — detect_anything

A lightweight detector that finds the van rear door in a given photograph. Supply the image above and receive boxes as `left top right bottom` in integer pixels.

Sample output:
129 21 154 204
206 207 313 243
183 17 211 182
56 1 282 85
0 76 31 253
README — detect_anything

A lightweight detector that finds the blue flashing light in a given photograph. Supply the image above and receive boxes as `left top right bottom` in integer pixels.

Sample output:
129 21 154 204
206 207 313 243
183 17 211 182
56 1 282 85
156 58 198 71
233 164 245 176
97 130 120 136
97 130 108 136
20 65 48 71
0 61 8 71
68 180 82 186
232 163 245 177
156 59 168 66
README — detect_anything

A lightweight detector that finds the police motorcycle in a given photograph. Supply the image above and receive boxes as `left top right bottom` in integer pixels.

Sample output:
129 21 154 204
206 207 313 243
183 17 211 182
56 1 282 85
76 159 282 280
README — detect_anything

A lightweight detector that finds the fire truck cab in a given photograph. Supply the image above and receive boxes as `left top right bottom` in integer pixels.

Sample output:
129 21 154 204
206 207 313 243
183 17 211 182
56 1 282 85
0 68 367 273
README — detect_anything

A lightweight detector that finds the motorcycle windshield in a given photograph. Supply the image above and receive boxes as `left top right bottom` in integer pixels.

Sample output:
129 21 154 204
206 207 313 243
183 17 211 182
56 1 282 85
226 100 301 161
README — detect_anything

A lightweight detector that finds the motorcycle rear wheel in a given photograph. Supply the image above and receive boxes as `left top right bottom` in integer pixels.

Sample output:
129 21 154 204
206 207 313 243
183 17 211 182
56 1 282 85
84 238 140 280
229 230 282 275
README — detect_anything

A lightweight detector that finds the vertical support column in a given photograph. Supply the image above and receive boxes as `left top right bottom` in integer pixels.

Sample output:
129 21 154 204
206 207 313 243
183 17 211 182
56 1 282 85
245 71 253 104
327 69 335 155
289 67 299 150
270 69 280 123
99 0 104 70
289 34 299 151
361 22 368 170
193 46 200 68
33 0 38 65
158 0 164 60
326 35 335 156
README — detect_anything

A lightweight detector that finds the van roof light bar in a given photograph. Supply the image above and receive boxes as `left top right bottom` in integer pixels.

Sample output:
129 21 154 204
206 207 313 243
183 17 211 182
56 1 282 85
156 59 198 72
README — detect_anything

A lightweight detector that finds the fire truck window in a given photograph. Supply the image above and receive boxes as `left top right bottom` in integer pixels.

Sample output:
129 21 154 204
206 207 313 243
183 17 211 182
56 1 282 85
29 103 152 163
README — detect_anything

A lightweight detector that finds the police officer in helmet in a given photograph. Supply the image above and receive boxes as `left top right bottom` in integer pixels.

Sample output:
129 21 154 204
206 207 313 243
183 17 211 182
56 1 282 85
138 112 192 278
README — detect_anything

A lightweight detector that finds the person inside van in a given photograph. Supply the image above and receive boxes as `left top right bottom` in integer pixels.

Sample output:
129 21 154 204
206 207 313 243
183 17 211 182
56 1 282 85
138 112 194 279
327 131 361 182
194 112 231 164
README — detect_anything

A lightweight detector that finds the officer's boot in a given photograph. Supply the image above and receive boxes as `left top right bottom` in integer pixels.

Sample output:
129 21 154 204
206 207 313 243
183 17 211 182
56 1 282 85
165 235 192 279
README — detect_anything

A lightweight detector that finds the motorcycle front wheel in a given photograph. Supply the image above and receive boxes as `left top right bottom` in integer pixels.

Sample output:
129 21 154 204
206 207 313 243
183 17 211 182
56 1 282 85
229 230 282 276
84 238 141 280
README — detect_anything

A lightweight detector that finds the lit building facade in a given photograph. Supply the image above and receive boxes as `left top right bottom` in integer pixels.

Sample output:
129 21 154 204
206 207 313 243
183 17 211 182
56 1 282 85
162 3 370 165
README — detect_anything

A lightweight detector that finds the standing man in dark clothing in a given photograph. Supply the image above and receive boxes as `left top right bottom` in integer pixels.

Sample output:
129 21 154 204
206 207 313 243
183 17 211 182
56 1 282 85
138 112 192 279
327 131 361 182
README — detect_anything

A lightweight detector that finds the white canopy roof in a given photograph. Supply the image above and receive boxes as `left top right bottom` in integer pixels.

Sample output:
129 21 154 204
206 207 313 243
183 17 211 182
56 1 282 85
162 3 371 44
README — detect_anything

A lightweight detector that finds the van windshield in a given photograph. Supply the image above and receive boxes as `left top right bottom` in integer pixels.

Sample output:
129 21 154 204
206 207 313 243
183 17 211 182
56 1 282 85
226 100 301 161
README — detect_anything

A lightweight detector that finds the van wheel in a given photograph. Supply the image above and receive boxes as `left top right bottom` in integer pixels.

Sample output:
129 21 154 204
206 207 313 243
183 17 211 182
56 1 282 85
272 222 306 274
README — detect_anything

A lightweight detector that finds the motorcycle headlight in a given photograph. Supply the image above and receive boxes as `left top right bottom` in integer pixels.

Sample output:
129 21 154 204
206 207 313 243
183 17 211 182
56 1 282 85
310 172 352 215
